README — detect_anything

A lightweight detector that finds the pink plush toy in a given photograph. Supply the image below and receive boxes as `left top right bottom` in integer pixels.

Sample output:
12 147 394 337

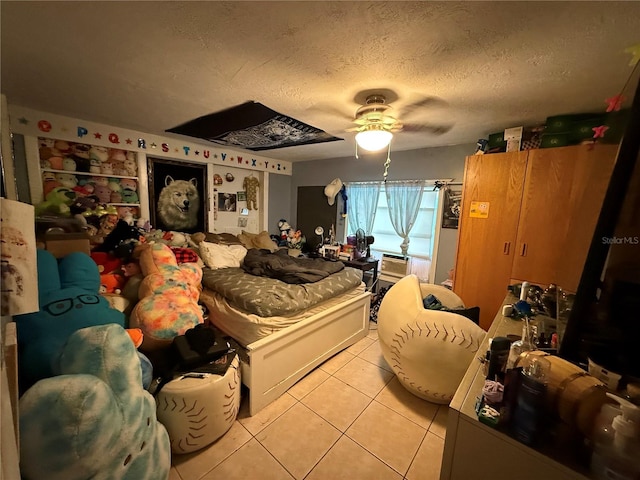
129 243 203 351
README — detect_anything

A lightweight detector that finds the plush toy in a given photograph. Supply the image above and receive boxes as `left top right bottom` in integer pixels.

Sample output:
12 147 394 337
108 177 121 192
90 251 122 274
121 189 139 204
109 149 128 176
35 186 76 217
119 178 137 191
137 218 152 233
95 214 119 244
54 172 78 189
13 250 126 392
72 143 91 159
70 194 100 214
89 145 109 163
99 272 125 294
92 219 143 257
62 157 77 171
109 148 127 162
189 232 206 247
87 158 100 173
278 219 293 246
110 191 123 203
39 146 58 161
48 156 64 170
90 176 109 187
129 243 204 351
42 171 61 197
54 139 72 154
18 324 171 480
94 184 112 203
142 229 166 244
162 230 190 248
121 261 143 306
100 161 114 175
124 154 138 176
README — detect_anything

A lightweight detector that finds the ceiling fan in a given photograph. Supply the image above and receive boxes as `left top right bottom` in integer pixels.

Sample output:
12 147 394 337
316 89 453 153
313 89 452 180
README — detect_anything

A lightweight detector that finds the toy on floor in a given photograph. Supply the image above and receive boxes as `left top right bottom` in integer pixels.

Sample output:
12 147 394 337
19 323 171 480
13 249 126 392
129 243 204 351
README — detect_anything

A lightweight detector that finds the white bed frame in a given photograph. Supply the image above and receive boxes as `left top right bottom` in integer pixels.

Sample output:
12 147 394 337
219 291 371 416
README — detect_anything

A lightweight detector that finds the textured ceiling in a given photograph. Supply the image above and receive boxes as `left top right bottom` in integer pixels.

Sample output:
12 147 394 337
1 1 639 162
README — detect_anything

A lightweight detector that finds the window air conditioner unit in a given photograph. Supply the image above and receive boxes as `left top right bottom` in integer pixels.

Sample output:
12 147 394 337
379 253 410 283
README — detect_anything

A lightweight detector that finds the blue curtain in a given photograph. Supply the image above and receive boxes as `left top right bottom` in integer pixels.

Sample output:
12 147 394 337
385 181 425 256
345 183 381 235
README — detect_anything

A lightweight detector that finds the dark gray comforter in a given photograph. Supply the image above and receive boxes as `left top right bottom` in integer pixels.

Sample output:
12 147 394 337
201 265 363 317
242 248 344 284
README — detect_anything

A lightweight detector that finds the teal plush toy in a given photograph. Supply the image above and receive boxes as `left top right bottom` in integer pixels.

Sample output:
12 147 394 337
14 249 125 392
19 324 171 480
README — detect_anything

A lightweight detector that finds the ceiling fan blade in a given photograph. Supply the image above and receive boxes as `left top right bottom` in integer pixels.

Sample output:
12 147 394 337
308 104 353 121
399 95 448 119
401 122 453 135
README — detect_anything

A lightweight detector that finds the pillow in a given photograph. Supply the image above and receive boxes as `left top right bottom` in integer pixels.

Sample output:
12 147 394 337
237 230 278 252
204 232 243 245
199 241 247 269
423 294 480 325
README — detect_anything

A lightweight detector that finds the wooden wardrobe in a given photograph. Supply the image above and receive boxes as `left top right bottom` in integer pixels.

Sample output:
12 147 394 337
453 144 618 330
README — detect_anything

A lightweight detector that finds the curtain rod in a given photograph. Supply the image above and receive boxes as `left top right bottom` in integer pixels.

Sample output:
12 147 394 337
345 178 459 185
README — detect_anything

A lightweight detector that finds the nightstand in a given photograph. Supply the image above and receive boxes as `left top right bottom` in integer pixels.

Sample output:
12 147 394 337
344 258 379 292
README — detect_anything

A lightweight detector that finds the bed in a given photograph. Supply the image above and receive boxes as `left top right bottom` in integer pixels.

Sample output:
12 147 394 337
198 255 371 416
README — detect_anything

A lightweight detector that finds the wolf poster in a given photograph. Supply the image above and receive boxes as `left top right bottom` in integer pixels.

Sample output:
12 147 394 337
149 157 207 233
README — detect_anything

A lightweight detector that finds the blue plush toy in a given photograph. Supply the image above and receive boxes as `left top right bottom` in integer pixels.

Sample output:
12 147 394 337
19 324 171 480
14 249 125 392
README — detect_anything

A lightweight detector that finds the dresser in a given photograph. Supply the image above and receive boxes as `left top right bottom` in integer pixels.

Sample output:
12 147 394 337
440 300 591 480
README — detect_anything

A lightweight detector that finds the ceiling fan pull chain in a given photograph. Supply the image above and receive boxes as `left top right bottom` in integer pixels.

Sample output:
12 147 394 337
355 142 360 159
382 144 392 182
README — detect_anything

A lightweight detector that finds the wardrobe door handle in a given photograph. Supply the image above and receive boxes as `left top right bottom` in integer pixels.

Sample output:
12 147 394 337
503 242 511 255
520 243 527 257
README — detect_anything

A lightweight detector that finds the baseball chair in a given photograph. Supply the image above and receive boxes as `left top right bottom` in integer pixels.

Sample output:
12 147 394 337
377 275 486 404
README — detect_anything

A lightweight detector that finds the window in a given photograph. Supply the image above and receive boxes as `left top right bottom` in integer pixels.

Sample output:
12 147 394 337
346 181 443 282
370 186 440 260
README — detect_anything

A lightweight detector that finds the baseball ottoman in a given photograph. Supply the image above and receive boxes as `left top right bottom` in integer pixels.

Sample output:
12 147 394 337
156 354 241 454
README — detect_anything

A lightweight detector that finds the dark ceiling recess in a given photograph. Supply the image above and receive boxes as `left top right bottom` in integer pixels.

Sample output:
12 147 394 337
166 101 343 151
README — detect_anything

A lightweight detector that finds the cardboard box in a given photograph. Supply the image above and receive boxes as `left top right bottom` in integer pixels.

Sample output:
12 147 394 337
44 232 91 258
504 126 523 152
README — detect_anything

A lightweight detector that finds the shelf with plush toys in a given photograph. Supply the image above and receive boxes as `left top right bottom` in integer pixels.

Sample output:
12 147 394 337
41 168 139 181
38 137 143 221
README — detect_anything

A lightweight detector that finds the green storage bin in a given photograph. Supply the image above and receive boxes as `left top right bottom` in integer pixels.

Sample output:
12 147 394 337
487 132 507 149
545 113 601 134
540 133 572 149
570 115 606 143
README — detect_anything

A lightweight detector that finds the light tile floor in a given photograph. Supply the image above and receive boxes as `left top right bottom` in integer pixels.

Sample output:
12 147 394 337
170 323 448 480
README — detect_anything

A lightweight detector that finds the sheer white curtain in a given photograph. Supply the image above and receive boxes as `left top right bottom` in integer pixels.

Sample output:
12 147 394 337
385 180 425 256
345 182 381 235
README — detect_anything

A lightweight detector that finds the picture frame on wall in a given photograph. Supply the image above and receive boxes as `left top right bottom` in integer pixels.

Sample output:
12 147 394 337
217 192 237 212
442 186 462 229
148 157 208 233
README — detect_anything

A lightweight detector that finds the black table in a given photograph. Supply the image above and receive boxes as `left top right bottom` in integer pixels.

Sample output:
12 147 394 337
344 258 379 292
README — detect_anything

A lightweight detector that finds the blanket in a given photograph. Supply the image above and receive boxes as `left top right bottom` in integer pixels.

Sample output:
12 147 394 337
242 248 344 284
201 266 363 317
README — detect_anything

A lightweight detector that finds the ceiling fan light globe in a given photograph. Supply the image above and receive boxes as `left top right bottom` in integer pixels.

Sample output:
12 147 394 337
355 130 393 152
